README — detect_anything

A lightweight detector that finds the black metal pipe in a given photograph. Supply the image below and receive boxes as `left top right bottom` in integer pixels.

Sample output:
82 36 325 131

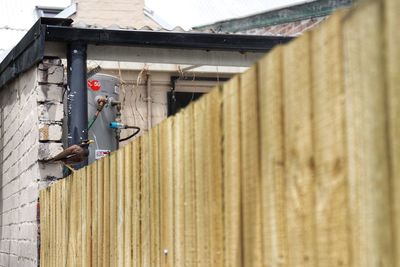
67 42 88 169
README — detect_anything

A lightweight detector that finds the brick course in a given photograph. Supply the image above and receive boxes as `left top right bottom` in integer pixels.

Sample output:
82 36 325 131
0 57 64 266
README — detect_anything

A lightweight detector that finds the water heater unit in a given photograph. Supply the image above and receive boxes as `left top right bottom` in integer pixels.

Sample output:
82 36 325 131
87 74 120 164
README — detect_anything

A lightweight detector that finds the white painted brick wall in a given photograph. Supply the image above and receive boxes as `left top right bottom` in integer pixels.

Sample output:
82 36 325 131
0 57 64 266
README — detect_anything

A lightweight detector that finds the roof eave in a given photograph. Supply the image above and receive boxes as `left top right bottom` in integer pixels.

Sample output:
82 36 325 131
0 18 292 89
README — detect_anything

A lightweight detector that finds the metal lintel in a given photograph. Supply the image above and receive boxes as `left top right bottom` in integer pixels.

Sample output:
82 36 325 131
44 42 265 67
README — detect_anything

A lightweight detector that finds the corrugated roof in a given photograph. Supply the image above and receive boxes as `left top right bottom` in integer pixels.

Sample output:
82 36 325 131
145 0 313 30
194 0 351 34
71 21 193 33
227 17 326 37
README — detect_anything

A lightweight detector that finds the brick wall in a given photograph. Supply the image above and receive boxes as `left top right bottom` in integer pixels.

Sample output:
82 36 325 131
0 58 64 267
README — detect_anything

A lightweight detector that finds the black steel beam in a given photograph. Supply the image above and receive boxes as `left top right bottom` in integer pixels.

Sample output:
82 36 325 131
45 25 292 52
67 42 88 169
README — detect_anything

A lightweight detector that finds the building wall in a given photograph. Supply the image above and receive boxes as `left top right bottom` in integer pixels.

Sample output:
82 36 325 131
72 0 159 28
99 69 232 144
0 58 64 267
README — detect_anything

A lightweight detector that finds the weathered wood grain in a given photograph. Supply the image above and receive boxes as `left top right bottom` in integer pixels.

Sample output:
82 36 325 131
222 76 242 267
240 66 263 267
343 1 394 265
124 143 132 266
39 2 399 266
173 112 185 267
258 46 288 267
311 12 350 266
282 33 316 267
384 0 400 264
117 148 125 266
159 119 174 267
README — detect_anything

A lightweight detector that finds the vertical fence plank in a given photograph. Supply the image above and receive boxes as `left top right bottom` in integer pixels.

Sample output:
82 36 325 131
384 0 400 264
48 186 52 267
43 189 48 267
49 188 52 267
81 168 87 267
124 143 133 267
60 181 65 266
51 184 54 267
61 180 67 267
150 128 161 267
39 190 46 267
86 166 92 267
117 148 125 266
75 171 83 266
132 139 141 267
45 188 49 267
62 180 67 267
39 190 43 267
282 33 316 267
92 161 98 267
173 112 185 267
97 158 104 267
193 97 210 267
141 135 151 267
343 1 394 265
183 105 197 267
110 152 118 266
53 183 62 266
222 76 242 267
240 66 263 267
103 156 111 266
311 12 350 266
51 185 56 267
159 119 174 267
258 47 288 266
66 176 72 266
205 89 224 267
73 170 81 266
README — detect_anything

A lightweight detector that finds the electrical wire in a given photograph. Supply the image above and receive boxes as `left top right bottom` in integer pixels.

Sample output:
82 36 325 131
87 112 100 130
87 111 100 130
119 126 140 142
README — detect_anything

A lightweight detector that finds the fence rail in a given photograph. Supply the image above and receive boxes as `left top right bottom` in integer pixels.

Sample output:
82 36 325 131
40 0 400 265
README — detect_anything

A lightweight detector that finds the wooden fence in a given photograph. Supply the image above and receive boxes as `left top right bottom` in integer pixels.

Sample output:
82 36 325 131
40 0 400 265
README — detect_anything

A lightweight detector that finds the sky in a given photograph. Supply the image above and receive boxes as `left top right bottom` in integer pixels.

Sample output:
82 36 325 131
0 0 70 60
0 0 70 29
0 0 310 29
